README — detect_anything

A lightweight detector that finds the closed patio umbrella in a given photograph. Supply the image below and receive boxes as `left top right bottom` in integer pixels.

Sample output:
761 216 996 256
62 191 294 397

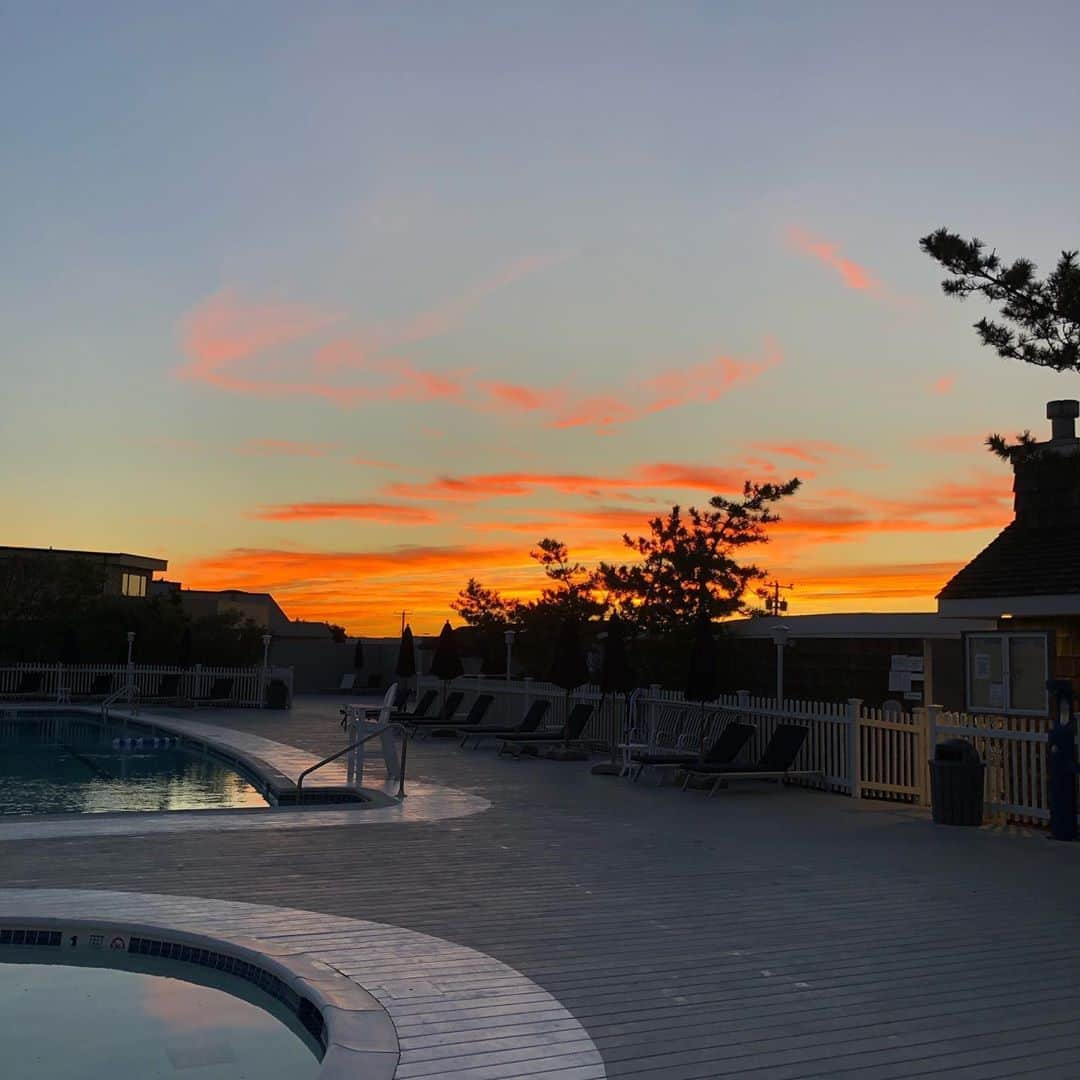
592 614 637 776
547 617 591 760
429 621 464 733
394 626 415 706
685 613 720 754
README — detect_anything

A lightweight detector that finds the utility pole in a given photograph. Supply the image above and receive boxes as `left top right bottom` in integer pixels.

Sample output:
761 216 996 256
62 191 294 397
757 580 793 617
399 610 413 634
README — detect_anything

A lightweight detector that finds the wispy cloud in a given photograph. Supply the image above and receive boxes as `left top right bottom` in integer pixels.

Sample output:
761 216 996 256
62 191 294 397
175 256 558 407
786 226 880 292
249 501 438 524
383 461 767 502
177 269 775 430
750 439 880 468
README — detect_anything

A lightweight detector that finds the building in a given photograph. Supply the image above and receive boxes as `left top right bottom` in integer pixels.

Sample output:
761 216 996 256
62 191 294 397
722 612 994 711
0 545 167 598
937 399 1080 715
151 581 293 630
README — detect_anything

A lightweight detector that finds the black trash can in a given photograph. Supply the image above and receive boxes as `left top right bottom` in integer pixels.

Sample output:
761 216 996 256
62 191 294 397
929 739 985 826
265 678 291 710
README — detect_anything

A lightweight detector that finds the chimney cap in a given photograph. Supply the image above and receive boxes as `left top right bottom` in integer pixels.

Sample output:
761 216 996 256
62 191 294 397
1047 400 1079 420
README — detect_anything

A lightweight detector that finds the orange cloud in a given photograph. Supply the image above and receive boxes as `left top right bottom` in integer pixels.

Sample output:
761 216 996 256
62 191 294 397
791 562 964 605
178 280 774 430
773 472 1013 548
383 462 758 502
175 257 554 407
234 438 338 457
932 375 957 395
786 226 879 292
249 501 438 524
550 344 780 431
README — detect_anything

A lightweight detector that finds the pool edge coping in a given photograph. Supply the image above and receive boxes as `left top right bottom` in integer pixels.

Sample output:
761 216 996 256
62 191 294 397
1 914 399 1080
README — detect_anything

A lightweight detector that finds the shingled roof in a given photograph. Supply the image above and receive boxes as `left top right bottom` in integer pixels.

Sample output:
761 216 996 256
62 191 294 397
937 523 1080 601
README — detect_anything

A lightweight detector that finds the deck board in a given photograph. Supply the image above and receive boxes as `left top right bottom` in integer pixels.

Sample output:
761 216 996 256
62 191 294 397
4 694 1080 1078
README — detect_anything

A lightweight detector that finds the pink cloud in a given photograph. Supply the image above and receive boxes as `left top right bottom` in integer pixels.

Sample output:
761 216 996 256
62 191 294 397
177 273 774 430
786 226 880 292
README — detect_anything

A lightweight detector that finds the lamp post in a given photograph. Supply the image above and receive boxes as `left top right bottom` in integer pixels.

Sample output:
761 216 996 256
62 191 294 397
126 631 135 704
261 634 272 707
504 629 516 681
771 625 790 709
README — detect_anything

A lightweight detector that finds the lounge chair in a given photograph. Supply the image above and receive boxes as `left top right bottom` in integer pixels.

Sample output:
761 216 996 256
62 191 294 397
679 723 815 797
402 690 465 735
390 688 437 723
73 673 114 701
497 702 595 757
0 672 45 700
407 693 491 732
457 699 550 749
145 673 185 704
630 720 756 782
192 677 234 707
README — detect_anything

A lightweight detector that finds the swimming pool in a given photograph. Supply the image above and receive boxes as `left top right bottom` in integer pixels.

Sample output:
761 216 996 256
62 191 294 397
0 945 321 1078
0 711 268 815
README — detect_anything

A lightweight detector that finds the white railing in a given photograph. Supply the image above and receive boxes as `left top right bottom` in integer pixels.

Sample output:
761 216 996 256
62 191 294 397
0 663 294 709
417 675 1061 824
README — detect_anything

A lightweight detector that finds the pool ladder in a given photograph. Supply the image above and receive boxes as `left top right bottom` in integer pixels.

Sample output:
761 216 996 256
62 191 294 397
101 684 139 721
295 722 409 803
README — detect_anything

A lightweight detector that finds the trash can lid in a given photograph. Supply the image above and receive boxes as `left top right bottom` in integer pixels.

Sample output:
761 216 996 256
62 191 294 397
933 738 982 764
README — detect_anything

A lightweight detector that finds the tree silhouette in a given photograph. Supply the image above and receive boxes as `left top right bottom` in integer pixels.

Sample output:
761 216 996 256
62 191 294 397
600 479 800 636
920 228 1080 372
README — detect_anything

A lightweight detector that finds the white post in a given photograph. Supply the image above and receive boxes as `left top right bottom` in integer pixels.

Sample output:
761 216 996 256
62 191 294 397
504 629 515 681
261 634 272 707
923 703 941 806
771 626 790 710
126 632 135 705
848 697 863 798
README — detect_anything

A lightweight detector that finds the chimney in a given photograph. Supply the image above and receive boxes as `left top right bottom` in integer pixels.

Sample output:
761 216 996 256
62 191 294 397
1011 400 1080 527
1047 399 1080 445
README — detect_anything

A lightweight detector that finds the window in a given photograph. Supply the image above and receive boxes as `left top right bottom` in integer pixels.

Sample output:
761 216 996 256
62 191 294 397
121 572 147 598
964 631 1049 715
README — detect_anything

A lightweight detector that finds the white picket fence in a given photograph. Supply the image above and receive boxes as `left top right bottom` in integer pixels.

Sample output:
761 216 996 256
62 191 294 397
0 663 294 708
417 675 1058 825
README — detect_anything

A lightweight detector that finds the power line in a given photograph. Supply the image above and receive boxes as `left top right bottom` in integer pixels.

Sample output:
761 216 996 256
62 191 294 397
756 580 794 617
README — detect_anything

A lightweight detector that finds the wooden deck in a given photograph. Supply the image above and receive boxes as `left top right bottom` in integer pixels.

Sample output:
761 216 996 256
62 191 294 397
5 695 1080 1078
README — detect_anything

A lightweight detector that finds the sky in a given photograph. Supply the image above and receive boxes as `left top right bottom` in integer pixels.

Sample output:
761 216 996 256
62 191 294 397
3 2 1079 636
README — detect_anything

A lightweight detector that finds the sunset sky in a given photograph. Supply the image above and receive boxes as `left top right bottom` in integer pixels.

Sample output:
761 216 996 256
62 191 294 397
4 3 1079 635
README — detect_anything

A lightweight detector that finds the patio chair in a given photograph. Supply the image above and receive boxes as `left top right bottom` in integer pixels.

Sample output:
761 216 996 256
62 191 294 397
73 673 114 701
457 698 551 749
390 688 437 723
679 723 815 797
192 677 234 707
630 720 756 782
497 702 595 757
407 693 492 732
0 672 45 700
401 690 465 735
145 673 185 704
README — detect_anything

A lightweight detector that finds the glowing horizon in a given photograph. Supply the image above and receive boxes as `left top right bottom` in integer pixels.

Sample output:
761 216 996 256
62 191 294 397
4 6 1073 637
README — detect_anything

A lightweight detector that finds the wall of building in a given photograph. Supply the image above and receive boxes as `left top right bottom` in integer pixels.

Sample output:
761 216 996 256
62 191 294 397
716 635 965 710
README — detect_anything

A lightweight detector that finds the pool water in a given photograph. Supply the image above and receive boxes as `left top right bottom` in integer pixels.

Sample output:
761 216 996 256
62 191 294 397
0 712 268 815
0 951 320 1079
